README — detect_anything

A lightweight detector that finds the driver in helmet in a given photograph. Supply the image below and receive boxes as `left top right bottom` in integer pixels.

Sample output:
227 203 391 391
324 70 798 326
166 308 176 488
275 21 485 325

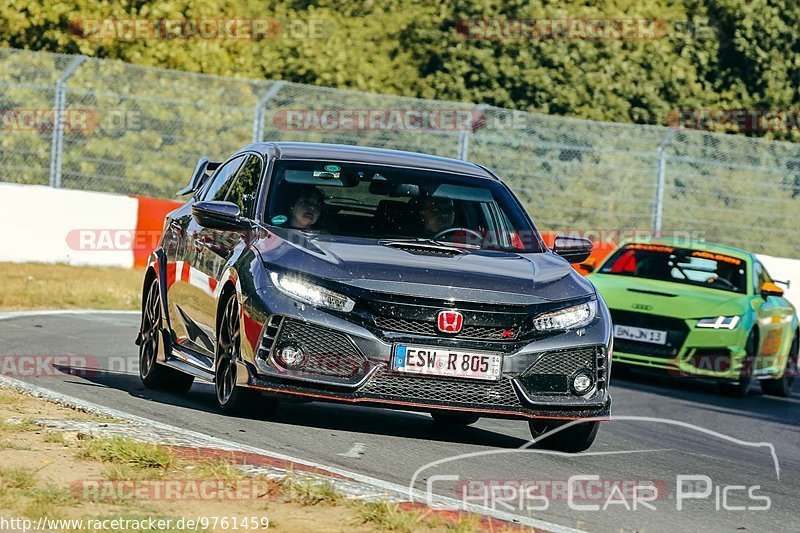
419 196 455 237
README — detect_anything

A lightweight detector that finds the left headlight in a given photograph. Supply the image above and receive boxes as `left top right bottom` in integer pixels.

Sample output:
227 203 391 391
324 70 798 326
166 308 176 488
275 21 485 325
532 300 597 332
269 272 355 312
695 316 740 330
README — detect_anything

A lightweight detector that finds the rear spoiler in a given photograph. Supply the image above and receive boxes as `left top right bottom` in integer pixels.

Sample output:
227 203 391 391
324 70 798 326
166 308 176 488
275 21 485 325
177 157 221 196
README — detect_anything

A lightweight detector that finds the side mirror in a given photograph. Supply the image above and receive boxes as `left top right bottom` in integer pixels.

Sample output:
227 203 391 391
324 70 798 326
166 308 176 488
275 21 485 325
552 235 594 264
191 201 250 230
760 281 784 298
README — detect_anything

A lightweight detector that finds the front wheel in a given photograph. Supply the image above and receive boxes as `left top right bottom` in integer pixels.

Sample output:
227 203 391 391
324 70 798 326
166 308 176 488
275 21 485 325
215 295 278 417
528 420 600 453
761 331 798 398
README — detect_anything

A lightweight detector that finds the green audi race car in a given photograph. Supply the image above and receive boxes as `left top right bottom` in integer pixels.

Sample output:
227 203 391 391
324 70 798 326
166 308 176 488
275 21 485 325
588 239 799 397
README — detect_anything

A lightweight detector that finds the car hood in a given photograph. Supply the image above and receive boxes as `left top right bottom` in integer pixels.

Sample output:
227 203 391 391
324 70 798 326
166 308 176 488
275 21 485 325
255 232 595 305
588 273 749 319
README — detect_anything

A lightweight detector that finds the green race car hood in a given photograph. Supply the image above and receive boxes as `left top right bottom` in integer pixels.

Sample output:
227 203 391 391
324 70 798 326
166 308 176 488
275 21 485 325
589 273 750 320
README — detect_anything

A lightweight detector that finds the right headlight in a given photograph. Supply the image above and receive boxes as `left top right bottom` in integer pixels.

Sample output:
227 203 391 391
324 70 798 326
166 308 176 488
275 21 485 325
695 316 740 330
532 300 598 332
269 272 355 312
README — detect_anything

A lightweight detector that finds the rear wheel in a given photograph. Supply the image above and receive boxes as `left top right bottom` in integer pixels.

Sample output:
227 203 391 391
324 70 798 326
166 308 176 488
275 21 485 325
139 277 194 393
761 331 798 398
430 412 480 426
528 420 600 453
215 295 278 417
718 329 758 398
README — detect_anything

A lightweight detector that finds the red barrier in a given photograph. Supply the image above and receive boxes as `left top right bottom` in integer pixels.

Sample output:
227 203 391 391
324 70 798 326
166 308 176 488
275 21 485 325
131 196 182 268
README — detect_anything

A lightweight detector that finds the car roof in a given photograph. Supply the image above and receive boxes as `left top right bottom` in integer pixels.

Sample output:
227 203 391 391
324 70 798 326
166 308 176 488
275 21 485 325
618 237 754 261
243 142 496 180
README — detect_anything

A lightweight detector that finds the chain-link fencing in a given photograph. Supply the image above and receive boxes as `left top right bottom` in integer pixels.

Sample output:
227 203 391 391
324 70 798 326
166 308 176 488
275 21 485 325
1 47 798 257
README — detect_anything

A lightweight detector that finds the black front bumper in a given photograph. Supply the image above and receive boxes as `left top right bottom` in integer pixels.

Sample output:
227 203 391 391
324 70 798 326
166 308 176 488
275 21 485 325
240 287 613 422
243 362 611 421
240 319 611 421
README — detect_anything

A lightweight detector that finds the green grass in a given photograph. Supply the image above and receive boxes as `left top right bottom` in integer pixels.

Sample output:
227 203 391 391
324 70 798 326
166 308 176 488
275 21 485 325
22 485 75 519
281 475 343 506
43 431 67 445
0 466 38 490
356 501 424 532
0 418 37 433
0 262 144 311
78 437 175 471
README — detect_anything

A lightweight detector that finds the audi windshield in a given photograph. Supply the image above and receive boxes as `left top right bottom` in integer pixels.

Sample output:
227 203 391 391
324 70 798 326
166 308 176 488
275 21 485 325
598 243 748 294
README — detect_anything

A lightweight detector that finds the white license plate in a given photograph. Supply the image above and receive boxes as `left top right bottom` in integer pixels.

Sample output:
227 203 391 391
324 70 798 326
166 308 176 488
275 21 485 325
392 344 502 381
614 324 668 345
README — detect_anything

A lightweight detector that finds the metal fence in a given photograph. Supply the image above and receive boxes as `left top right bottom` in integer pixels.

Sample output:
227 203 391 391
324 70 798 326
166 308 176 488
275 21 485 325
1 47 799 257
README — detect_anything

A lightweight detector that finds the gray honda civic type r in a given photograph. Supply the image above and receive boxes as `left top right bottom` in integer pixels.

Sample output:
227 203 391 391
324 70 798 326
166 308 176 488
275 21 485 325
137 142 612 452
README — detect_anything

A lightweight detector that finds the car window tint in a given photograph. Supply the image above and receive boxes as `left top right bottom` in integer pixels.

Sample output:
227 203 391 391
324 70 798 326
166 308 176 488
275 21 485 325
202 156 244 202
225 154 263 219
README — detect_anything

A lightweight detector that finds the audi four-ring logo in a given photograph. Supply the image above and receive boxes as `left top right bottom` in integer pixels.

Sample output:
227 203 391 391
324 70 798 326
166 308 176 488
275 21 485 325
437 310 464 333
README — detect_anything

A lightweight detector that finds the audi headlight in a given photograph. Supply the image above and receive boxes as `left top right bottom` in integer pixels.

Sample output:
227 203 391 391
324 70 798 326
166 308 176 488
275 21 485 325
532 300 597 331
270 272 355 312
695 316 740 330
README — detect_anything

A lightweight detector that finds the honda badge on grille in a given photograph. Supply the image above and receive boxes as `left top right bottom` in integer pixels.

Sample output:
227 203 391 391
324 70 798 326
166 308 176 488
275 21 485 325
436 310 464 333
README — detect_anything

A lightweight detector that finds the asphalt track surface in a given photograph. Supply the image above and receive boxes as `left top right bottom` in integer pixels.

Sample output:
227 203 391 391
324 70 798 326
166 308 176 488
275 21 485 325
2 312 799 532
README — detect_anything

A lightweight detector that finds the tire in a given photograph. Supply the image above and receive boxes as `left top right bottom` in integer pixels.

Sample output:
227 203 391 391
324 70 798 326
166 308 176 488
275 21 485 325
528 420 600 453
139 277 194 393
718 329 758 398
761 330 798 398
215 295 278 417
430 412 480 426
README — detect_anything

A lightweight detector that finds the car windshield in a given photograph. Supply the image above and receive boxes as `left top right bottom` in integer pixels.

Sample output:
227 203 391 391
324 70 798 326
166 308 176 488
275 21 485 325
598 243 748 294
264 160 544 252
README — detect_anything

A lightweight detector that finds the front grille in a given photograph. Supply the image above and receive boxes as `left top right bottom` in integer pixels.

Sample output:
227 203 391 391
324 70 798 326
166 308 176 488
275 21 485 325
525 347 596 375
610 310 689 359
361 292 531 344
520 346 602 395
269 319 367 379
373 316 521 340
358 367 521 408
